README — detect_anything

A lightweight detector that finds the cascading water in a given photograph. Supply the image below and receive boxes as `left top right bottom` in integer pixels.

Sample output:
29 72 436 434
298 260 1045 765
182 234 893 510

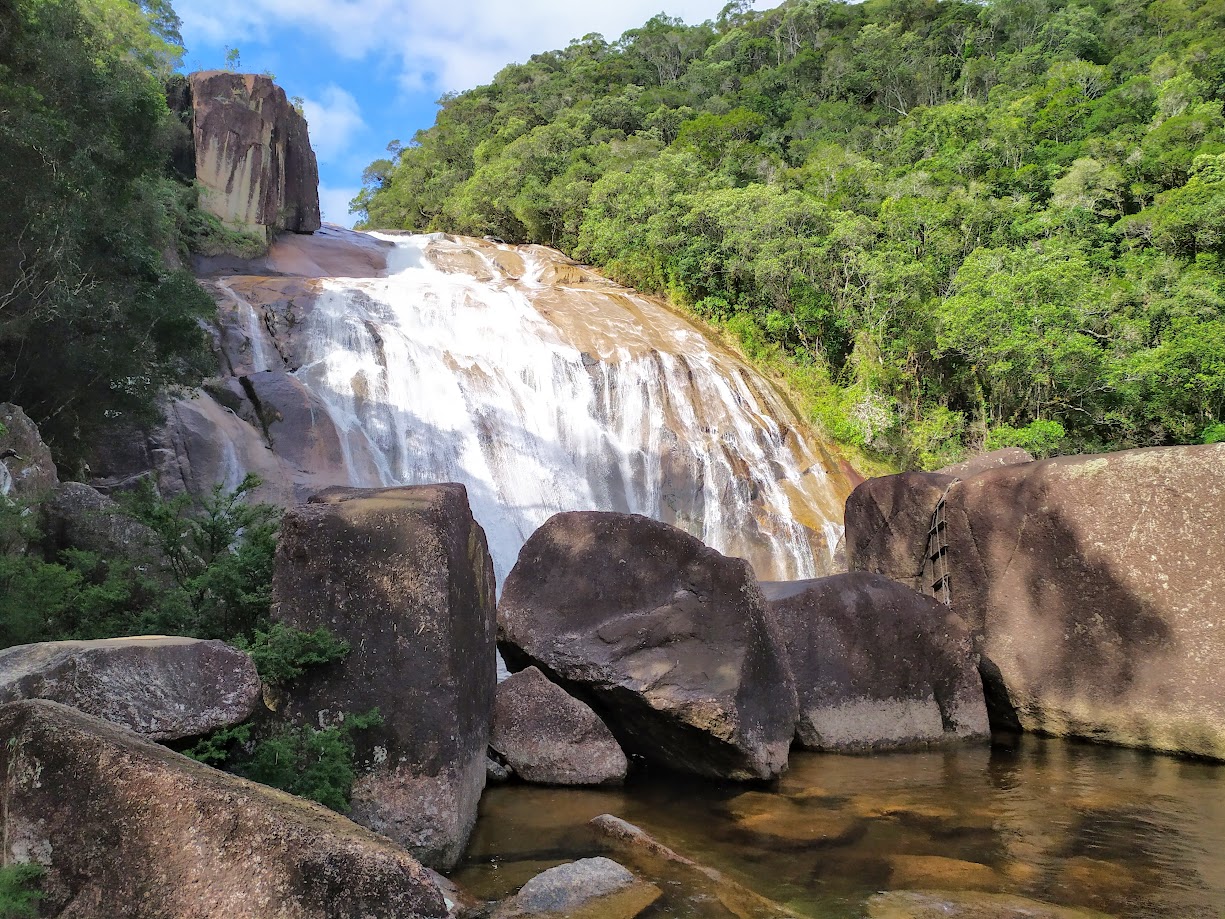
191 230 854 585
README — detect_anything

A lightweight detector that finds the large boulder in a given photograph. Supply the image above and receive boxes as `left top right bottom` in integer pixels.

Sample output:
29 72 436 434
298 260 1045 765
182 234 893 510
0 700 447 919
761 573 988 751
498 512 797 781
39 481 166 576
0 637 260 741
845 471 956 593
187 71 320 238
491 858 660 919
490 666 627 786
941 444 1225 758
936 447 1034 479
0 403 57 501
271 484 497 870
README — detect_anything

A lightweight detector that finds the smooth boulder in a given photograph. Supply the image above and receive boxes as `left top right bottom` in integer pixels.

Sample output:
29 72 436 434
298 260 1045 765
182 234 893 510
498 511 797 781
845 471 956 593
491 666 627 785
936 448 1033 478
0 636 259 740
491 857 660 919
943 443 1225 759
761 573 988 751
271 483 496 869
0 700 447 919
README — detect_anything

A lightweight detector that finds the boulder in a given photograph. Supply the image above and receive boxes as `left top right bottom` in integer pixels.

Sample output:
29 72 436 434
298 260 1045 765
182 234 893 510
845 471 956 593
271 483 497 870
491 858 660 919
0 636 259 740
0 700 447 919
761 573 988 751
491 666 627 785
0 403 57 501
39 481 166 577
937 447 1034 478
498 511 797 781
942 443 1225 759
188 71 320 238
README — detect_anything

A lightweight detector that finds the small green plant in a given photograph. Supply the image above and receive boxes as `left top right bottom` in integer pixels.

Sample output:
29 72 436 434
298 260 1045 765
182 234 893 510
1202 423 1225 445
235 623 350 686
0 863 44 919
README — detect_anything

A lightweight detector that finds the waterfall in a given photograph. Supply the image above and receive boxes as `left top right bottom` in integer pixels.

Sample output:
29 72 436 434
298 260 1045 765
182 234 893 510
194 231 852 585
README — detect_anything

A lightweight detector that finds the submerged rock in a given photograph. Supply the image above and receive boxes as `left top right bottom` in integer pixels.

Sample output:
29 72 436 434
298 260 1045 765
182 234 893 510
866 890 1115 919
844 471 955 593
491 857 660 919
271 483 497 870
0 636 259 740
761 573 988 751
944 443 1225 759
498 511 796 781
0 700 448 919
0 402 57 500
491 666 627 785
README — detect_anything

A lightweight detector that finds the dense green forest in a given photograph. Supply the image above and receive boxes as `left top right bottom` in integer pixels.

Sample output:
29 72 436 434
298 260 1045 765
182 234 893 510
356 0 1225 468
0 0 219 468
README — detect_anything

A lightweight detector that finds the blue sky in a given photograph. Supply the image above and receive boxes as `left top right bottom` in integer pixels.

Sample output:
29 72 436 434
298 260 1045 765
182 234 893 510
174 0 752 227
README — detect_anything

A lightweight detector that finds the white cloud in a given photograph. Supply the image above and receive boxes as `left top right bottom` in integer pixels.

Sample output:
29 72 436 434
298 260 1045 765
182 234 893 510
178 0 735 94
302 86 366 163
318 183 361 227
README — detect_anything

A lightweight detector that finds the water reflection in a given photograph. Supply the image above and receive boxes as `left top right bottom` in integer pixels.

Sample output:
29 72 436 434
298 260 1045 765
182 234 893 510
452 735 1225 918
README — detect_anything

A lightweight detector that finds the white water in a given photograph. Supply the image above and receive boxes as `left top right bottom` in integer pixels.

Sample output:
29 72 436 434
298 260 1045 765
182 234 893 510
228 233 847 584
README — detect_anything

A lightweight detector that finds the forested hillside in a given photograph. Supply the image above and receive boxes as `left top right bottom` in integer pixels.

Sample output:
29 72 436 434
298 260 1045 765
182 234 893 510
0 0 216 468
356 0 1225 468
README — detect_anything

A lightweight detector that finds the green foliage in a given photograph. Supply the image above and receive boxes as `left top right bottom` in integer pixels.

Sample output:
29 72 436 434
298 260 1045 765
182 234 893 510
235 623 350 686
1202 423 1225 444
0 863 43 919
357 0 1225 468
0 0 214 466
184 709 383 812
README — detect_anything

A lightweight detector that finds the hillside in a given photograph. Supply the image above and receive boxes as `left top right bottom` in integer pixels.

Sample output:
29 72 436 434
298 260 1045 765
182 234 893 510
355 0 1225 469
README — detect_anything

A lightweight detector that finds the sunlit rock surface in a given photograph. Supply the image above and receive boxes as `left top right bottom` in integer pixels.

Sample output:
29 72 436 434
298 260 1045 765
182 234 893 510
128 228 857 585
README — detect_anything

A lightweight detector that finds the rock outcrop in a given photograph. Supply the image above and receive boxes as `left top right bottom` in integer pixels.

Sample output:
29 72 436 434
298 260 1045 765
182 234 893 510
271 484 497 870
491 858 660 919
760 573 988 751
490 666 627 785
498 511 797 781
0 403 57 501
845 471 956 593
942 444 1225 758
39 481 166 575
186 71 320 239
0 637 259 740
0 700 448 919
936 448 1033 478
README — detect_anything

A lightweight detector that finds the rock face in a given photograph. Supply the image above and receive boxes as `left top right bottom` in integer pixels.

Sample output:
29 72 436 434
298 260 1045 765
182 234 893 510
498 512 797 781
845 471 956 593
0 403 57 500
271 484 497 870
492 857 661 919
761 573 988 751
490 666 627 785
0 637 260 741
187 71 320 238
942 444 1225 759
0 700 448 919
937 447 1034 478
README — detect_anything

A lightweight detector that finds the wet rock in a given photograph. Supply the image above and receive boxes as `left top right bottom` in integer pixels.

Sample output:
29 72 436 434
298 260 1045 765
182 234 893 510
866 890 1114 919
498 512 796 781
589 815 800 919
39 482 166 579
425 868 483 919
937 448 1033 478
492 857 660 919
188 71 320 237
886 855 1003 892
0 403 57 500
486 754 513 783
725 791 863 847
271 483 497 870
944 444 1225 758
0 637 259 741
0 700 447 919
761 573 988 751
845 472 956 593
491 666 627 786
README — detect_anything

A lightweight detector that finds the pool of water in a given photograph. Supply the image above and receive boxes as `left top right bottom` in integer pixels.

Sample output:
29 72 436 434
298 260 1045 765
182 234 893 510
451 734 1225 918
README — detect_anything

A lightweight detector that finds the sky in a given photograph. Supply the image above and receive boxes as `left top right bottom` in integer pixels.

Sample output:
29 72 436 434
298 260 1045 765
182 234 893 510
174 0 753 227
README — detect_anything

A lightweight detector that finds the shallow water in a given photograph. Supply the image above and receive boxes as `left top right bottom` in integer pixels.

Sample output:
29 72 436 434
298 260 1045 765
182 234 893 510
452 734 1225 918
